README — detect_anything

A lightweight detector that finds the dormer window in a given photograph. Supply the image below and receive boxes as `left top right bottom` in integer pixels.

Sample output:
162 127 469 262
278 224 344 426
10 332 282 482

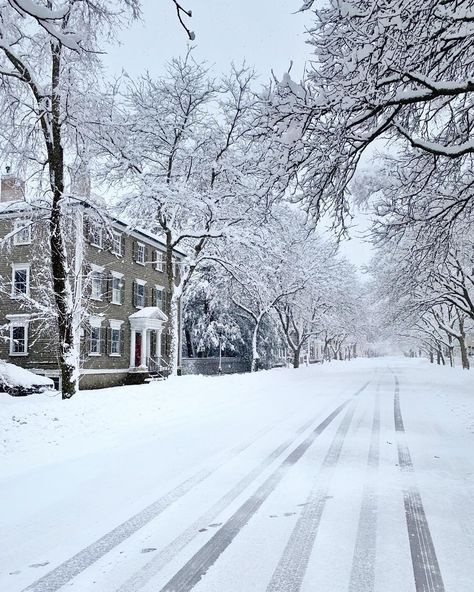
13 220 31 245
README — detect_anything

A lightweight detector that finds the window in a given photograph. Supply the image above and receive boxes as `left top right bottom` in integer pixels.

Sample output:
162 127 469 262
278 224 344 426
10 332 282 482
7 315 30 356
90 223 103 248
136 243 145 265
11 264 29 298
13 220 31 245
155 250 164 272
154 286 164 309
110 329 120 355
91 271 103 300
89 326 101 355
109 320 123 356
134 280 146 308
111 273 123 305
112 232 122 256
11 326 27 355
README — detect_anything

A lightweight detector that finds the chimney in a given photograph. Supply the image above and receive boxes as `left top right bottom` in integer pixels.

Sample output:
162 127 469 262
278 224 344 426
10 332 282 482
1 167 25 202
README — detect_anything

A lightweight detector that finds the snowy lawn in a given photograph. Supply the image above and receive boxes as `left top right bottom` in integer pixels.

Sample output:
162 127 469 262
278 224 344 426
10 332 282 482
0 357 473 592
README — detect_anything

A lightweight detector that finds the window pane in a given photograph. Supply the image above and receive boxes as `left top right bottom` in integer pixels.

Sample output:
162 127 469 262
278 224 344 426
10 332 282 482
112 234 121 255
111 328 120 354
14 269 28 294
12 326 26 353
90 327 100 353
91 272 102 299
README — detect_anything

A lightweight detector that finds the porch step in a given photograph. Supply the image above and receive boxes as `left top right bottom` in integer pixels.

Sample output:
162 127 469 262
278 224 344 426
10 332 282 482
145 372 168 382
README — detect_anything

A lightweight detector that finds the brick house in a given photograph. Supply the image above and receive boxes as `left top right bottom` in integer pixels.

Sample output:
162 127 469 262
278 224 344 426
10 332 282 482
0 173 183 390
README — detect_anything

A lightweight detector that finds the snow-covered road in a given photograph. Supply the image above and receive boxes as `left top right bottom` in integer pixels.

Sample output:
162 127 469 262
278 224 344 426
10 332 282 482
1 358 473 592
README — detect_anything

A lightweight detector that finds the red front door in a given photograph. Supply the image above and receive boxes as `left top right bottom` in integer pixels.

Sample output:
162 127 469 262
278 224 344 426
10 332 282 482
135 333 142 367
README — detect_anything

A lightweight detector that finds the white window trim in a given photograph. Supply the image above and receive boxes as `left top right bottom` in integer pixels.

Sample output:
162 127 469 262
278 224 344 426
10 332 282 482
13 220 32 245
11 263 30 299
111 232 123 256
7 314 30 357
136 242 146 266
109 320 124 357
90 264 105 273
155 250 164 272
89 315 103 328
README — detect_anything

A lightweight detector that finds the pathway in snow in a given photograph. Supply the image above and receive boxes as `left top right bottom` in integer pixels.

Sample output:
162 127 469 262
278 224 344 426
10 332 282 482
1 358 473 592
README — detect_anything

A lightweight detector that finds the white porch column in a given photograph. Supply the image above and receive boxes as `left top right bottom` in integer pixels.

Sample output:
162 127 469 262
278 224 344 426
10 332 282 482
140 329 147 368
155 330 162 360
129 329 136 368
146 330 152 360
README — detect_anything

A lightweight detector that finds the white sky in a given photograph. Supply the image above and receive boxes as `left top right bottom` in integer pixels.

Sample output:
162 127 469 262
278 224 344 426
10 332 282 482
103 0 373 270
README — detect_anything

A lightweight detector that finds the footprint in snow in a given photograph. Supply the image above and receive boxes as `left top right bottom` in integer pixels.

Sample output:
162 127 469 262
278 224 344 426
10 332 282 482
208 523 222 528
140 548 157 553
29 562 50 568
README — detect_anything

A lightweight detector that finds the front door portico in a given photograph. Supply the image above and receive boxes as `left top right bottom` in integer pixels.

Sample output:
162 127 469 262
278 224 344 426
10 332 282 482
128 307 168 372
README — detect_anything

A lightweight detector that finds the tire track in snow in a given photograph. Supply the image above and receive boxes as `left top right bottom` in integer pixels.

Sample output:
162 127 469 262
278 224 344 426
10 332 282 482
156 384 369 592
393 375 445 592
265 400 358 592
115 401 339 591
348 382 380 592
19 417 284 592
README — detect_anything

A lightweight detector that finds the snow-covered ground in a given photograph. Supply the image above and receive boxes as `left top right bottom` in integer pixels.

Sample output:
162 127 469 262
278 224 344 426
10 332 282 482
0 357 473 592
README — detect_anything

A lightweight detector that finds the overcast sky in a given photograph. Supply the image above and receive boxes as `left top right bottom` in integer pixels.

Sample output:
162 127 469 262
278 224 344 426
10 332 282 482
103 0 373 270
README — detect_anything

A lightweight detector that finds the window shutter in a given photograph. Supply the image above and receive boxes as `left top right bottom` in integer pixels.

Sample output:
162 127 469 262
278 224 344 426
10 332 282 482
121 235 126 257
80 324 89 360
151 287 156 307
162 291 167 314
83 264 92 297
120 278 125 305
144 246 149 266
101 327 107 356
120 328 125 356
132 241 137 262
105 327 111 355
132 280 137 307
103 274 109 302
144 285 149 308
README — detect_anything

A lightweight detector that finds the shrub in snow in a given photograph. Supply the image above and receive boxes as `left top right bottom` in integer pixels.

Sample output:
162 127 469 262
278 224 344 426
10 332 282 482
0 361 54 397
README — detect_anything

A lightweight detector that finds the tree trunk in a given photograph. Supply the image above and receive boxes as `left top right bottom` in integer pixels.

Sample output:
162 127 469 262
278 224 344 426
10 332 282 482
292 348 300 369
185 328 194 358
164 229 181 375
49 41 77 398
251 321 260 372
457 335 470 370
